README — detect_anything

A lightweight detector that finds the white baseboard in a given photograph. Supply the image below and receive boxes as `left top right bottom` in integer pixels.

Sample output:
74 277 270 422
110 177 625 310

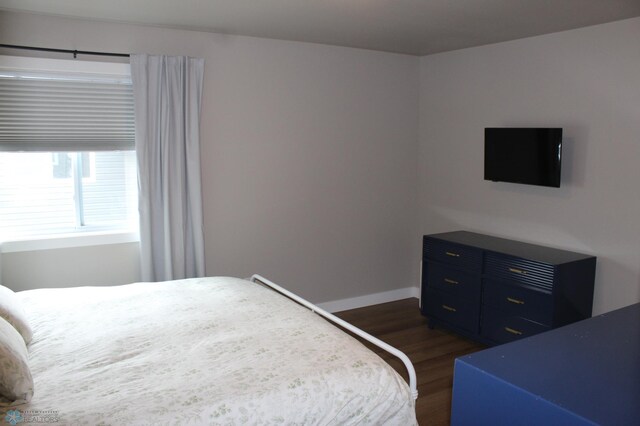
317 286 420 313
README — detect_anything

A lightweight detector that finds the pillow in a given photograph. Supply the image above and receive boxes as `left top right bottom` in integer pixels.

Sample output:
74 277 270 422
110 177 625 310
0 316 33 405
0 286 33 344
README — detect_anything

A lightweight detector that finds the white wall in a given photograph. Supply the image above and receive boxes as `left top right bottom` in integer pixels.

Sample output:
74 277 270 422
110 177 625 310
0 11 420 302
7 11 636 314
2 243 140 291
419 17 640 315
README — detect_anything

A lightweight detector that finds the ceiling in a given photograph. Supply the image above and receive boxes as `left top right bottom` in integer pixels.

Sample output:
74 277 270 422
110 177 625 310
2 0 640 56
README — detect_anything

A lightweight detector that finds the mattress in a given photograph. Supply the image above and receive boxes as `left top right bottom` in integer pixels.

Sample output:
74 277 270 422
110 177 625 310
12 277 416 425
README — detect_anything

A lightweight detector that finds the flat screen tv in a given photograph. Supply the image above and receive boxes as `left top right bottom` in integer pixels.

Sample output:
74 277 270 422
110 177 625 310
484 128 562 188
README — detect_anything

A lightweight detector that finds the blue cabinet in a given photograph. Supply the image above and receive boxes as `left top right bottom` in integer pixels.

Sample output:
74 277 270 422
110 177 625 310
421 231 596 345
451 303 640 425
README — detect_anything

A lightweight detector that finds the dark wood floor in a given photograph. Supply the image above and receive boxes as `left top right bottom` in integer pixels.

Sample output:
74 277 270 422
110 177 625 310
334 298 485 426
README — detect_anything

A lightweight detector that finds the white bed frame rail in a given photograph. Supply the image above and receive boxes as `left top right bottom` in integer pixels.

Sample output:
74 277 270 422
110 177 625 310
250 274 418 401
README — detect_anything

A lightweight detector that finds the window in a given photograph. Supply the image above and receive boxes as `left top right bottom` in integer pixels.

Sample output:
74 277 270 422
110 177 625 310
0 151 137 239
0 56 137 242
52 152 95 180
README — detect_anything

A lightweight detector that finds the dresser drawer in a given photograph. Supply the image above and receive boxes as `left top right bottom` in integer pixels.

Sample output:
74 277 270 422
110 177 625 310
424 237 482 273
426 261 481 302
484 252 555 292
483 279 553 326
481 308 550 344
423 289 479 334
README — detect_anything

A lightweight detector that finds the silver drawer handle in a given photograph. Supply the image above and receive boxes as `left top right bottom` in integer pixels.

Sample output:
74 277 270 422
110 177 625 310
509 267 527 275
446 251 460 257
505 327 523 336
444 278 459 285
506 297 525 305
442 304 457 312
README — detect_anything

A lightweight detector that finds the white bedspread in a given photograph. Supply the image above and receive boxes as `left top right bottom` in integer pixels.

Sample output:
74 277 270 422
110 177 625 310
12 277 416 425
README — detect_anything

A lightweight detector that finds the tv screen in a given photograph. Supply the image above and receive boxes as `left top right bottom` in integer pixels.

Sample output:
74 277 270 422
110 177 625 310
484 128 562 188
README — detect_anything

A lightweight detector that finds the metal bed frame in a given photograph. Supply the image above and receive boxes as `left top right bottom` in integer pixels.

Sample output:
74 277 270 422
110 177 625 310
250 274 419 401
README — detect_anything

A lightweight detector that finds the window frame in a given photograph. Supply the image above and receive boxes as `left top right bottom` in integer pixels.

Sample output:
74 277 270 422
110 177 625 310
0 56 139 251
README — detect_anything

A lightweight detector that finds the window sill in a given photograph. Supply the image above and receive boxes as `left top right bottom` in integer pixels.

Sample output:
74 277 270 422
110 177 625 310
0 230 139 253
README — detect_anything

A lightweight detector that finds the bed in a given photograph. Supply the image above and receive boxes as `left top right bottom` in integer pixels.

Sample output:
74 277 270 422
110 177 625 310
1 275 417 425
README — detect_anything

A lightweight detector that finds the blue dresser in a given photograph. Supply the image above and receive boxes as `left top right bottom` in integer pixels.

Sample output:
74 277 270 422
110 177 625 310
421 231 596 345
451 303 640 425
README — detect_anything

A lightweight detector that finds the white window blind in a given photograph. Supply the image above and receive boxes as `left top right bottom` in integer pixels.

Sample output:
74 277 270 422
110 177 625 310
0 71 134 151
0 57 137 241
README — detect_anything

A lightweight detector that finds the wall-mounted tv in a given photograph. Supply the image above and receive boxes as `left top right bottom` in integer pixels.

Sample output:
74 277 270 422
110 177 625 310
484 128 562 188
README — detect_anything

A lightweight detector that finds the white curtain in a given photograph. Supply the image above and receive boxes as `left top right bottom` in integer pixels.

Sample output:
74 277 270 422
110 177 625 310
130 54 206 282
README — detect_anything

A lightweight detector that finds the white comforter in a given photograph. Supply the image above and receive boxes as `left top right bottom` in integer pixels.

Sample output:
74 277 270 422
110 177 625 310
15 277 416 425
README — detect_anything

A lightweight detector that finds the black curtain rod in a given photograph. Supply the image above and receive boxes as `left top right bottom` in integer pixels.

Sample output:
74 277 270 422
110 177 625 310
0 44 130 58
